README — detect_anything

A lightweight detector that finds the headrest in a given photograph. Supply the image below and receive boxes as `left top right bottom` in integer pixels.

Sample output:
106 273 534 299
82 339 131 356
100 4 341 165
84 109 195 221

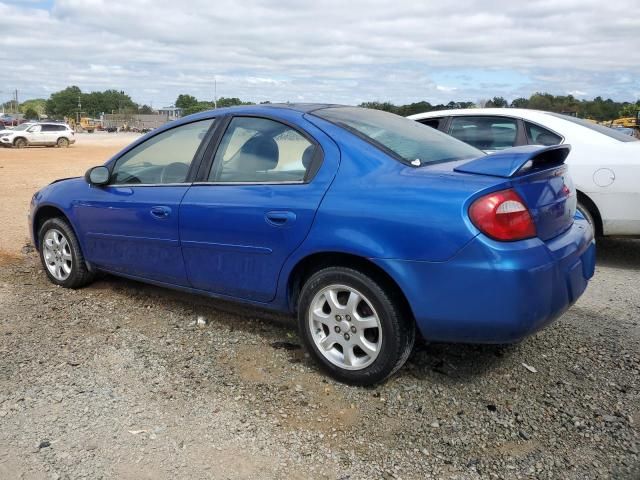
236 135 279 172
301 145 315 169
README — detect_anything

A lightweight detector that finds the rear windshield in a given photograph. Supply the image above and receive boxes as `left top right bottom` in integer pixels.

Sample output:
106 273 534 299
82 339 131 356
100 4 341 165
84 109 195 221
314 107 482 166
548 113 638 142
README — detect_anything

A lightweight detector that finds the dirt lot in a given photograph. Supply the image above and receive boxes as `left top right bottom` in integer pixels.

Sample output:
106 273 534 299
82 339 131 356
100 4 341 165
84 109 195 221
0 133 140 257
0 137 638 479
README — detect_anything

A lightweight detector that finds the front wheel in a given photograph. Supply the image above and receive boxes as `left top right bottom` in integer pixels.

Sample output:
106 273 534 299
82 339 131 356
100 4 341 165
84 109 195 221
39 218 95 288
14 137 27 148
298 267 414 385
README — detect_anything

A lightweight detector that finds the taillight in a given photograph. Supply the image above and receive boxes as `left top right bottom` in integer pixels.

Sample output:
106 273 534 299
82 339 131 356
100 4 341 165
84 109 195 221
469 188 536 241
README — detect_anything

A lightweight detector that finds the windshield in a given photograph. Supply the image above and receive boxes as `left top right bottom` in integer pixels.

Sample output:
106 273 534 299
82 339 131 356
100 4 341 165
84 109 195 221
548 113 638 143
12 123 34 131
314 107 482 166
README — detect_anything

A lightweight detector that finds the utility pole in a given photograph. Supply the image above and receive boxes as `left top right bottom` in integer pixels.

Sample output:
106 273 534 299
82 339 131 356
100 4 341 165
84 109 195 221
77 96 81 126
214 77 217 109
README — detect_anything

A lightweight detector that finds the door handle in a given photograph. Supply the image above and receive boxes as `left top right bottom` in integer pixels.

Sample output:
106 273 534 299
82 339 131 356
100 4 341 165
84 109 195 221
265 210 296 227
150 206 171 219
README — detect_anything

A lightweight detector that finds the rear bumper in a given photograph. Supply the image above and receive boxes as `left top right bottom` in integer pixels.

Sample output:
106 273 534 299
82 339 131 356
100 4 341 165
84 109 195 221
373 218 595 343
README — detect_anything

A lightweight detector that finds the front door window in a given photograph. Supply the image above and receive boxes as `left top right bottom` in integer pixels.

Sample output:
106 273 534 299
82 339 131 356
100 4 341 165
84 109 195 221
111 119 214 185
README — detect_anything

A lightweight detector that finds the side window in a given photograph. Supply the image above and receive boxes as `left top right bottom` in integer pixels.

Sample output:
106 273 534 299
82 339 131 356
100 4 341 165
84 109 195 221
418 117 444 130
449 116 518 151
28 125 42 133
209 117 316 183
41 125 55 132
525 122 562 146
111 119 214 185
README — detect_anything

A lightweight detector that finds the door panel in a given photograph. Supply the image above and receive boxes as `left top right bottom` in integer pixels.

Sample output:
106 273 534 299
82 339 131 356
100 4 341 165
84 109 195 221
27 125 45 145
74 118 215 284
180 114 339 302
75 186 190 284
180 184 324 301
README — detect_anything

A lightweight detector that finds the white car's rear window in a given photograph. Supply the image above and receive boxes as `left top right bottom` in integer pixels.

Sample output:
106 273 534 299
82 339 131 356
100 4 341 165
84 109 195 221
549 113 638 143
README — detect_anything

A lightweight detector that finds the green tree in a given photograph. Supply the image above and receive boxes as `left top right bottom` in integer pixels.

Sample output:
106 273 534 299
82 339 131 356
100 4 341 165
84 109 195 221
183 101 215 116
23 107 39 120
138 104 154 114
527 93 554 111
397 101 433 116
20 99 47 117
620 102 640 117
46 86 82 119
175 94 198 110
485 96 508 108
358 101 398 113
511 97 529 108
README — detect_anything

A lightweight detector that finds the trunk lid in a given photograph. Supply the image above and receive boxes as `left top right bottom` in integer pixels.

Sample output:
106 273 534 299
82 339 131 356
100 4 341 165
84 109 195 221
454 145 576 241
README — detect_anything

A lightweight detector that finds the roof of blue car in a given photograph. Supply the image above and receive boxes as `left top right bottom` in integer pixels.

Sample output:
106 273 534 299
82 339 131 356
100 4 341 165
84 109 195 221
189 103 346 117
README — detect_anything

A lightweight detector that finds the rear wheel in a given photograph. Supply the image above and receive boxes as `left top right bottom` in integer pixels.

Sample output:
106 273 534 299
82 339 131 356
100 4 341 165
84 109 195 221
39 218 94 288
298 267 414 385
56 137 70 148
14 137 27 148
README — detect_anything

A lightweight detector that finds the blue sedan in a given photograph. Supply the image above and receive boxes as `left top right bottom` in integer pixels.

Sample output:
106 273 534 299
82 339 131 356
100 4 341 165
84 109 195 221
29 104 595 385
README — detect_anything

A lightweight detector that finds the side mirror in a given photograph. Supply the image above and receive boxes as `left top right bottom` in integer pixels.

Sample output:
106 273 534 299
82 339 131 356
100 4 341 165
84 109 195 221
85 166 110 186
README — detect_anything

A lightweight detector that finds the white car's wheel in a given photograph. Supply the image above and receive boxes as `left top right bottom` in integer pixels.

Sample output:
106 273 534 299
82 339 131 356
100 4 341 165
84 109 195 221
577 202 596 235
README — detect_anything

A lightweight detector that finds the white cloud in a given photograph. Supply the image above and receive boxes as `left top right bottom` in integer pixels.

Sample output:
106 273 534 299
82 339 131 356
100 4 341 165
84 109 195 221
0 0 638 106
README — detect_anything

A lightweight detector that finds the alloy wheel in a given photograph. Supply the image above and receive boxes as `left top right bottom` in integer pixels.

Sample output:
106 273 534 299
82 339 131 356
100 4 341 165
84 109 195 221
42 228 73 281
308 284 382 370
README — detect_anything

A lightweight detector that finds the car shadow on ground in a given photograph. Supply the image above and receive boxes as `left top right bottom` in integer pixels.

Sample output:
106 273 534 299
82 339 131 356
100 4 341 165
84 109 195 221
95 273 513 385
596 237 640 270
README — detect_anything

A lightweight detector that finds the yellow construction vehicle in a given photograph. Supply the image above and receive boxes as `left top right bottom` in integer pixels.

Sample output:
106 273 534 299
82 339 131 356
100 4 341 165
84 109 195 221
79 117 98 133
600 111 640 138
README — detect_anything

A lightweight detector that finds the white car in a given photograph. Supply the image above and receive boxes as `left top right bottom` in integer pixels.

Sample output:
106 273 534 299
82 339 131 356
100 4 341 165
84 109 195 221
0 122 75 148
408 108 640 237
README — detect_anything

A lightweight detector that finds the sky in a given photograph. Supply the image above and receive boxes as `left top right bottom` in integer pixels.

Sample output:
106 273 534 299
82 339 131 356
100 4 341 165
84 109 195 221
1 0 639 108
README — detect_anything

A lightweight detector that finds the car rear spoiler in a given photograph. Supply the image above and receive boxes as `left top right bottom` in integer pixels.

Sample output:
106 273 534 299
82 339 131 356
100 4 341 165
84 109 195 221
454 144 571 178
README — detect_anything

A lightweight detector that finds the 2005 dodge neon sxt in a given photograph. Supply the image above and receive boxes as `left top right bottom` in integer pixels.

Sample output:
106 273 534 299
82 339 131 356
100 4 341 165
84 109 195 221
29 104 595 385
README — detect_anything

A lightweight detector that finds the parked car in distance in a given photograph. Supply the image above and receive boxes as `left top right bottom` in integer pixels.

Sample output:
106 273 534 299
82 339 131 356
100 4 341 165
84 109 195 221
0 122 75 148
0 115 28 127
409 108 640 237
29 105 595 385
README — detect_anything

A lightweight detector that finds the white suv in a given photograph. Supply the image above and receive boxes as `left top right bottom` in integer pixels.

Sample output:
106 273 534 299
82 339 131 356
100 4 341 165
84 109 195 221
0 122 76 148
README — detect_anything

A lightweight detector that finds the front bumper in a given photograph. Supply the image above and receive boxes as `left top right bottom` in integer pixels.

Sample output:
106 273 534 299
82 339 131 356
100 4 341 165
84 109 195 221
374 218 595 343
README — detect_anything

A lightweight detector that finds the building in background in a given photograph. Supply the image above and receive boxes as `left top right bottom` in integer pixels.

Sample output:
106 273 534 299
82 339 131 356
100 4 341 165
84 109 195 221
157 106 183 121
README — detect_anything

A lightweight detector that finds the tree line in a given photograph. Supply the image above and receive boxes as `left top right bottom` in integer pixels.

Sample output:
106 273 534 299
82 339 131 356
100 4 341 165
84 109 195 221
360 94 640 121
8 86 640 122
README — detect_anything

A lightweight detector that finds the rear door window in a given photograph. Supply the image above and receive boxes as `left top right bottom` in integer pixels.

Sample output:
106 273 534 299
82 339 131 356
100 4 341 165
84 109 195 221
209 117 317 183
448 116 518 151
525 122 562 145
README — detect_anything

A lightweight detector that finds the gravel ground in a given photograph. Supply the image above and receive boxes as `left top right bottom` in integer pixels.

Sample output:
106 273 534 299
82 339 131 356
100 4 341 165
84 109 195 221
0 238 638 480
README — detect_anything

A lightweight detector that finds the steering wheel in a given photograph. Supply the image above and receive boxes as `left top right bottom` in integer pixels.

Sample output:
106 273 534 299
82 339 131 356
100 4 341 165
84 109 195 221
160 162 189 184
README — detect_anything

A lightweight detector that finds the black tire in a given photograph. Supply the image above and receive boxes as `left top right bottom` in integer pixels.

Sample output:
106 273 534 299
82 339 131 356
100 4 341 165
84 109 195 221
14 137 27 148
56 137 70 148
298 267 415 386
38 217 95 289
577 201 596 235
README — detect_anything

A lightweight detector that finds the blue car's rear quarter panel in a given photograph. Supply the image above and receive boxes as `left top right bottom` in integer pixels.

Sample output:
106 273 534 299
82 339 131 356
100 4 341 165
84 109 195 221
373 218 595 343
